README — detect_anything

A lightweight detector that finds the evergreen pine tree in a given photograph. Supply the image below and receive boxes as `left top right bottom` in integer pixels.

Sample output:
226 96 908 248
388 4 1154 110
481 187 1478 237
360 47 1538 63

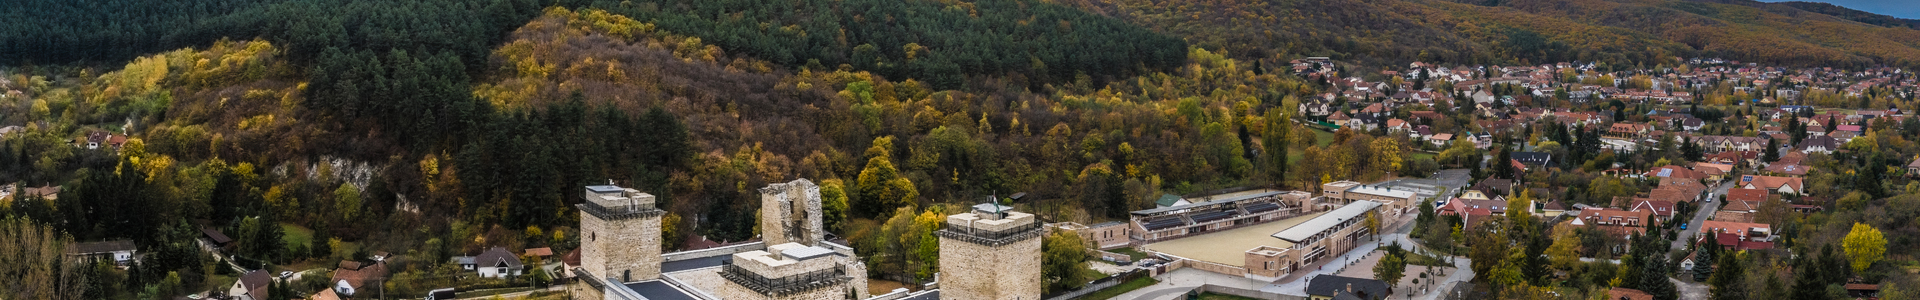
1709 252 1746 300
1642 254 1678 300
1694 235 1717 282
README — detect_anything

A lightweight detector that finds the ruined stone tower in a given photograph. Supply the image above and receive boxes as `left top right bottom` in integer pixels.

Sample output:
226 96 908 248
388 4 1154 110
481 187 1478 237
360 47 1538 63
759 179 824 246
578 184 666 283
937 202 1044 300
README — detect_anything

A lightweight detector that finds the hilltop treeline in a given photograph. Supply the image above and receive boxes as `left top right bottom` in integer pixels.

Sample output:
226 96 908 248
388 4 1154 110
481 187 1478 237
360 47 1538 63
1066 0 1920 70
581 0 1188 89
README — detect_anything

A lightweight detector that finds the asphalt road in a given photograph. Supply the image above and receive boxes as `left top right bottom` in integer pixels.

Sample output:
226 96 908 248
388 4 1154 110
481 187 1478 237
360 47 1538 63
1672 180 1737 251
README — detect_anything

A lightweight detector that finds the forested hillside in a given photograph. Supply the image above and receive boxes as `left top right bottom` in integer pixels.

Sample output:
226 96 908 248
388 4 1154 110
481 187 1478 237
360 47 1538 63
1765 1 1920 28
1063 0 1920 70
578 0 1189 89
0 5 1345 295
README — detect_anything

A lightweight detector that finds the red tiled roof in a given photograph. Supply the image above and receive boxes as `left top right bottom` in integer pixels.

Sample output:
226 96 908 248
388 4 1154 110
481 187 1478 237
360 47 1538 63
1726 188 1768 203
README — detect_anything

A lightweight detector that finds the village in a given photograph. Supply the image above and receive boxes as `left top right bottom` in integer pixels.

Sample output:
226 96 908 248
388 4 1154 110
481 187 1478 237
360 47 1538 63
22 54 1919 300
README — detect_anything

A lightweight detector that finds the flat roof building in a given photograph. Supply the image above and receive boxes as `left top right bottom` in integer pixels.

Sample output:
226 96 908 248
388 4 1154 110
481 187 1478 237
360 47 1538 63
1128 190 1313 244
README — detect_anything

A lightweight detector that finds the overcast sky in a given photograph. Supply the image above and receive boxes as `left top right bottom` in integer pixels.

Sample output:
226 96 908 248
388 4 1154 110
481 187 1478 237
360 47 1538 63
1758 0 1920 19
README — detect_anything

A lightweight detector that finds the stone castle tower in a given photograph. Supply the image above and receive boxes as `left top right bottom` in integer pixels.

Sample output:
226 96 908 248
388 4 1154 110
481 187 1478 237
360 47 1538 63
759 179 824 246
577 184 666 283
937 202 1044 300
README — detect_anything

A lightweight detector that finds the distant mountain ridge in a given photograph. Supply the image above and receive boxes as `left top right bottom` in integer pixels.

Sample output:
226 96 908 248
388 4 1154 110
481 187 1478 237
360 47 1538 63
1768 1 1920 28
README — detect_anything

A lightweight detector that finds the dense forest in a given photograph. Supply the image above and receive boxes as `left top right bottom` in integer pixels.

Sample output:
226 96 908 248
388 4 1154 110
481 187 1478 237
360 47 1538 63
576 0 1189 89
1063 0 1920 71
9 0 1920 298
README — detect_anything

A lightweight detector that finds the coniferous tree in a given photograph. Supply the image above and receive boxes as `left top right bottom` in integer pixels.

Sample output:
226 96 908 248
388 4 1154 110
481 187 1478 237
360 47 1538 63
1641 254 1678 300
1694 234 1717 282
1709 252 1746 300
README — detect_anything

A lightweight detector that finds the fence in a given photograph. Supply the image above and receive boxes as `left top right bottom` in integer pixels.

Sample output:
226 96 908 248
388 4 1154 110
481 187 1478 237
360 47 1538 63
1183 259 1248 277
1040 270 1147 300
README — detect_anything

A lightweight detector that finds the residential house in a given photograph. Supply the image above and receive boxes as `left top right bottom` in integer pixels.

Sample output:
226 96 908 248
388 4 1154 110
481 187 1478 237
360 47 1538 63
1705 151 1761 169
473 246 524 278
1630 199 1678 220
1428 133 1454 147
1305 275 1391 300
1569 208 1656 233
82 131 109 149
1607 123 1652 140
66 240 137 266
1154 194 1188 208
1609 288 1655 300
200 227 233 251
1739 175 1806 195
1540 200 1569 217
1386 118 1412 134
525 247 554 264
230 270 272 300
18 185 60 201
1763 162 1810 176
1646 165 1711 185
332 260 388 297
1692 163 1732 182
1908 156 1920 175
1471 179 1516 197
1694 136 1771 153
1712 211 1755 223
310 289 342 300
1703 223 1775 250
1700 220 1773 243
1795 136 1838 154
1659 177 1711 198
1725 188 1769 204
1512 152 1552 168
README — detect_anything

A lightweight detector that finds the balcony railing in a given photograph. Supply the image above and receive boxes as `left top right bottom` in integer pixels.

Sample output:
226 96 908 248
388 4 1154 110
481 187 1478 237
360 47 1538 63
937 221 1043 246
720 264 849 296
578 201 665 220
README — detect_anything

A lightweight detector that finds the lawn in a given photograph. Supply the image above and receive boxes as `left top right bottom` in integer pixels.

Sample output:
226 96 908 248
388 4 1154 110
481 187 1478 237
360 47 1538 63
281 223 313 249
1107 248 1151 261
201 274 236 294
1314 128 1335 147
1412 152 1435 161
1073 276 1159 300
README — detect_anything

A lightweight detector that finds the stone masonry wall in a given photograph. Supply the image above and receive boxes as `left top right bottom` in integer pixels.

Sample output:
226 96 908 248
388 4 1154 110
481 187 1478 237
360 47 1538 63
939 234 1042 300
761 179 826 247
581 210 663 282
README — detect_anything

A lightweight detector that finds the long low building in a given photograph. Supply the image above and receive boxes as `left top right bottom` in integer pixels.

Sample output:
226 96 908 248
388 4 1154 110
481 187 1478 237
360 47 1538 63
1322 181 1419 217
1248 201 1384 277
1128 191 1313 244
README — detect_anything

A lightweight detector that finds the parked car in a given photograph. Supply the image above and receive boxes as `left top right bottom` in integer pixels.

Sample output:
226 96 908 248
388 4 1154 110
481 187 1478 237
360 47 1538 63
278 271 293 278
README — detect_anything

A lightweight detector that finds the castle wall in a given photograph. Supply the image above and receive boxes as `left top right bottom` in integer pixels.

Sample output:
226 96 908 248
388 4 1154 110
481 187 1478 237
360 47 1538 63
580 200 664 283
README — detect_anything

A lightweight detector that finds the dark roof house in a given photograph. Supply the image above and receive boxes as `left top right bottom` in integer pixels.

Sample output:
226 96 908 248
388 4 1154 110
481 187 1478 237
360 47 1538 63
1306 275 1390 300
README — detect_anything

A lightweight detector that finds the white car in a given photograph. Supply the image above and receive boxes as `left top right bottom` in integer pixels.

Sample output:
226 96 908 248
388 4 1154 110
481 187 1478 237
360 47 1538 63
279 271 294 278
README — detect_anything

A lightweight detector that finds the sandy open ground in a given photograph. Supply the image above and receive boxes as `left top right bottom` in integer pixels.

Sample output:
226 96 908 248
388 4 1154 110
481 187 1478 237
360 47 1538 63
1142 212 1326 265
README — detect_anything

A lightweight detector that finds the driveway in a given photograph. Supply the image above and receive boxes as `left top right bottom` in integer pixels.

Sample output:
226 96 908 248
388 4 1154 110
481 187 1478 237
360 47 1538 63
1674 277 1709 299
1672 180 1736 251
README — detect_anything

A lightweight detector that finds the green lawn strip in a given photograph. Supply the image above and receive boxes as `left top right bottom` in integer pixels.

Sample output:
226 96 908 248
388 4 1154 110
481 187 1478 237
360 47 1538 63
281 223 313 249
1107 248 1152 261
1073 277 1161 300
